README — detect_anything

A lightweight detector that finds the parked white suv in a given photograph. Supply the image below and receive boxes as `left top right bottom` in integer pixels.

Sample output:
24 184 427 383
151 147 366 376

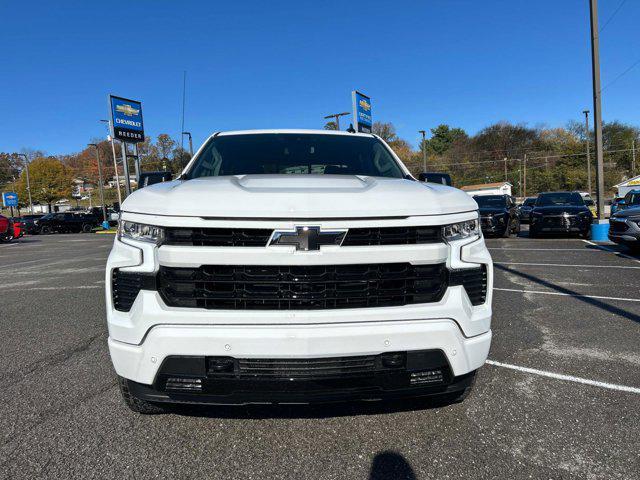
106 130 492 413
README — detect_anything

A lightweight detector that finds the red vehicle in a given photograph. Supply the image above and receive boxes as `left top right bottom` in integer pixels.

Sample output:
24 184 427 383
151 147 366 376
0 215 21 242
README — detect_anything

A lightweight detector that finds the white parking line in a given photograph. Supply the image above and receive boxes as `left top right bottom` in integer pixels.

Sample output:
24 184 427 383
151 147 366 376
495 261 640 270
582 239 640 264
494 287 640 303
486 360 640 394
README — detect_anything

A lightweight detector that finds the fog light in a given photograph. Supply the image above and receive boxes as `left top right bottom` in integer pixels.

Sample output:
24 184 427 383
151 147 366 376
410 369 444 385
165 377 203 392
381 352 406 368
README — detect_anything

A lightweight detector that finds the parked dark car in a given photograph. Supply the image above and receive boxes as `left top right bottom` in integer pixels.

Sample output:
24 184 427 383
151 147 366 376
529 191 592 238
34 212 100 234
518 197 537 224
473 194 520 237
608 205 640 252
13 214 44 234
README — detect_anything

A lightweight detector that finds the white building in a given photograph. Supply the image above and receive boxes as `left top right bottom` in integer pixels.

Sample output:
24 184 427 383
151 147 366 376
613 175 640 198
460 182 513 197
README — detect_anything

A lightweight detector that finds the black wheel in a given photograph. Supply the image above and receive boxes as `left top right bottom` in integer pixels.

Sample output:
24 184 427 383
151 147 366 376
580 230 591 240
118 376 166 414
529 228 537 238
40 225 52 234
82 223 93 233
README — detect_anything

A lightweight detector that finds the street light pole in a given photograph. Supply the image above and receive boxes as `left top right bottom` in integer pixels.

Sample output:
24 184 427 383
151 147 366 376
17 153 33 214
323 112 350 130
583 110 592 195
589 0 605 221
418 130 427 172
182 131 194 156
88 144 108 229
100 119 122 206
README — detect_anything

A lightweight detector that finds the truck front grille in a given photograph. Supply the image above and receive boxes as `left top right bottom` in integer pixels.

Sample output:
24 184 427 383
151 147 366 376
157 263 449 310
163 226 442 247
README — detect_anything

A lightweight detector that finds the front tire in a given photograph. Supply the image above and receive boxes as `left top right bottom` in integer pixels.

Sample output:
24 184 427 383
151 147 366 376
82 223 93 233
40 225 52 235
118 376 166 414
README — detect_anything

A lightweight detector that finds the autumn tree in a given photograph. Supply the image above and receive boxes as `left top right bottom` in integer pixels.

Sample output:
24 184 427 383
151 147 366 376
17 157 73 212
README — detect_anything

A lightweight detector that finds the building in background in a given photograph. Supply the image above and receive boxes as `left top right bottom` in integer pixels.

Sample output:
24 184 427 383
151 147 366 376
613 175 640 198
460 182 513 197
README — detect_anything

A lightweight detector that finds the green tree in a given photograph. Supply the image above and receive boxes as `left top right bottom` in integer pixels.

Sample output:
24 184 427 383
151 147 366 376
16 157 72 212
423 124 468 156
324 121 338 130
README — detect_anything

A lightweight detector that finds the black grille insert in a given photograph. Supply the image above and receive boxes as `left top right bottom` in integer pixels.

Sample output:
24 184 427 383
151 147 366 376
163 226 442 247
164 228 272 247
449 266 487 306
157 263 449 310
111 270 156 312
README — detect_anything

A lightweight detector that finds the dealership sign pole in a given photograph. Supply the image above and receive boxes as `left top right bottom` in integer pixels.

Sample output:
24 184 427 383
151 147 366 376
352 91 372 134
109 95 145 197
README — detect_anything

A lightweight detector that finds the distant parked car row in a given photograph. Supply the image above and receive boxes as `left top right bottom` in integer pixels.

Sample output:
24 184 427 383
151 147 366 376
474 191 593 239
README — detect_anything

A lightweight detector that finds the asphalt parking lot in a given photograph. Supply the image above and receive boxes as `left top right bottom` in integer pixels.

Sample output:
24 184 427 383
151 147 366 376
1 232 639 480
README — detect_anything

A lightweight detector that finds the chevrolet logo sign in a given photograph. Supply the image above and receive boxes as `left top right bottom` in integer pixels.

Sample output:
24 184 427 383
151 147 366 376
116 104 140 116
268 226 347 251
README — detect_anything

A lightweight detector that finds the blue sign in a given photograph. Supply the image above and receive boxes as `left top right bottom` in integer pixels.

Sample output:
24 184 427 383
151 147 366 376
2 192 18 207
352 90 372 134
109 95 145 143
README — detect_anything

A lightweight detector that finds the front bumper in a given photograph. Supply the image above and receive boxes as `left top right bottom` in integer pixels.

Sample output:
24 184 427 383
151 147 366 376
106 213 493 400
530 215 591 234
608 219 640 246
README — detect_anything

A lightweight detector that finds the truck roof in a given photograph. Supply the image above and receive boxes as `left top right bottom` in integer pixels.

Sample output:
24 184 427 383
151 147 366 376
213 129 376 138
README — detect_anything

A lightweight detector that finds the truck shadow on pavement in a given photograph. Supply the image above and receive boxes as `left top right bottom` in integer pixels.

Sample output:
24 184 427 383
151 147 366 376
493 263 640 324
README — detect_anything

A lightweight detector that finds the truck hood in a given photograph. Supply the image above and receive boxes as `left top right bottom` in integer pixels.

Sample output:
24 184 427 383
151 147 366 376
121 175 477 218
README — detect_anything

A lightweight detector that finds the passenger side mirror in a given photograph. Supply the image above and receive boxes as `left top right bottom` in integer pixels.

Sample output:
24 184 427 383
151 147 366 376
418 172 452 186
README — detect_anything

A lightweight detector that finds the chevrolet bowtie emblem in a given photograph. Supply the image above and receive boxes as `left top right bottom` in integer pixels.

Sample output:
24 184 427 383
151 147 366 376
116 104 140 116
268 226 347 251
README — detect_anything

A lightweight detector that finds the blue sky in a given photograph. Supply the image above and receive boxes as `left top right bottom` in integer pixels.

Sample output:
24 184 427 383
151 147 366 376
1 0 638 155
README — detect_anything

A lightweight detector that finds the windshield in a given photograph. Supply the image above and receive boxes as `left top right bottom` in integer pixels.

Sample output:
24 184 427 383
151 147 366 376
185 133 405 179
626 192 640 205
474 195 507 208
536 192 584 207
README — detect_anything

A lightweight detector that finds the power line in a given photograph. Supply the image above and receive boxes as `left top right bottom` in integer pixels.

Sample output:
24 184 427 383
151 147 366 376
601 57 640 91
599 0 627 33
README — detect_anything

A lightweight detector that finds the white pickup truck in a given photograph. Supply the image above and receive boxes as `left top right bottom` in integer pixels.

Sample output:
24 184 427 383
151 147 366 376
106 130 492 413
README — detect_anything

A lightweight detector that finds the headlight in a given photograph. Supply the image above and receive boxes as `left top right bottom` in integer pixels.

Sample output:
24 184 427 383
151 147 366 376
118 220 164 244
443 218 480 242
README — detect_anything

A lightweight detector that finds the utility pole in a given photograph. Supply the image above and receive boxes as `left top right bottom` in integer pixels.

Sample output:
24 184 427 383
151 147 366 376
583 110 592 195
17 153 33 214
518 159 522 197
323 112 350 130
503 157 508 182
88 144 108 229
182 131 194 156
101 119 122 206
589 0 605 221
419 130 427 172
523 154 527 198
632 138 636 176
